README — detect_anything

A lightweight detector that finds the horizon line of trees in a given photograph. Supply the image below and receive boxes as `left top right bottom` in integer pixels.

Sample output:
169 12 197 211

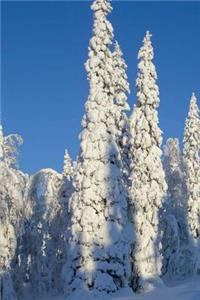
0 0 200 299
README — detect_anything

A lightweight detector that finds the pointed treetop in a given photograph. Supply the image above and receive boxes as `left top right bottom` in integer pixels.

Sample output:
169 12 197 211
63 149 72 178
64 149 70 158
138 30 153 61
91 0 112 14
188 92 199 118
135 31 159 109
184 93 200 155
190 92 197 105
112 39 130 105
145 30 152 40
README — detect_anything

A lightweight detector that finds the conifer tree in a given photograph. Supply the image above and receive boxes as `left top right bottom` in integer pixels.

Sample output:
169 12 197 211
163 138 187 214
112 41 130 181
3 134 23 169
0 124 23 169
20 169 67 296
161 138 190 277
0 125 27 300
63 149 72 179
129 31 167 292
63 0 131 296
183 93 200 241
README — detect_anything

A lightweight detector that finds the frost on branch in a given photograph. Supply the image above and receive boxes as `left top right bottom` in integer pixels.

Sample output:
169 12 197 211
129 31 167 292
0 160 27 300
183 93 200 242
3 134 23 170
63 149 72 179
0 125 3 161
63 0 132 297
19 169 72 297
0 125 23 170
112 41 130 184
161 138 195 278
163 138 187 213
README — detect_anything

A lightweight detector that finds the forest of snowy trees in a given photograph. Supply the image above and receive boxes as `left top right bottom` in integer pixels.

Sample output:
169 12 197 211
0 0 200 300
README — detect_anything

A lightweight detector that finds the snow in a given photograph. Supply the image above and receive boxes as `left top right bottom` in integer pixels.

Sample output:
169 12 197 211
18 168 73 297
63 150 72 179
128 31 167 292
22 277 200 300
63 0 132 296
183 93 200 241
1 1 200 300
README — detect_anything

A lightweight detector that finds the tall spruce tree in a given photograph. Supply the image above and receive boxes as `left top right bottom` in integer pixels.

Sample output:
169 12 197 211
183 93 200 241
161 138 192 277
112 41 130 182
129 31 167 292
63 0 132 296
163 138 187 215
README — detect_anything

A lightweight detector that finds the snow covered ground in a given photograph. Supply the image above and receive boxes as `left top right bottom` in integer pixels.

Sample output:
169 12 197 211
35 277 200 300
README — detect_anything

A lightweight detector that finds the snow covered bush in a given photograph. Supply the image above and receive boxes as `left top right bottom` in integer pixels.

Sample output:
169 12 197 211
63 0 132 297
19 168 73 297
0 125 23 169
163 138 187 214
183 93 200 242
129 31 167 292
0 125 27 300
161 138 192 278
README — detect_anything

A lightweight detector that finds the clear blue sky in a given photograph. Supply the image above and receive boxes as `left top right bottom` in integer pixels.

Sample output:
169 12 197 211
1 1 200 174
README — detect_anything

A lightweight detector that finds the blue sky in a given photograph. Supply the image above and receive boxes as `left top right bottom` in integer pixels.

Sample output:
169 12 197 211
1 1 200 174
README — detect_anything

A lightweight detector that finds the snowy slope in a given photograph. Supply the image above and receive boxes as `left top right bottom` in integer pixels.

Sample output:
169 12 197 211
31 277 200 300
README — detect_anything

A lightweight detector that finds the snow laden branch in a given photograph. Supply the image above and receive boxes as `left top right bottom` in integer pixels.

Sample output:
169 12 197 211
161 138 196 278
63 149 72 179
183 93 200 241
112 41 131 184
0 125 23 169
63 0 132 297
129 31 167 292
0 125 27 300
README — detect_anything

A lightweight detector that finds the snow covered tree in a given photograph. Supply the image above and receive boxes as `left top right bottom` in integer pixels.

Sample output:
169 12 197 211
3 134 23 169
183 93 200 241
0 125 4 161
112 41 130 183
163 138 187 214
161 138 194 277
0 125 23 169
129 31 167 292
0 125 27 299
63 149 72 179
63 0 132 297
0 159 27 300
20 169 70 297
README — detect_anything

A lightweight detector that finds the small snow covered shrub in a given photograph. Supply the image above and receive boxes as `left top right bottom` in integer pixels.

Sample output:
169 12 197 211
20 168 73 297
161 138 190 277
0 125 27 300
